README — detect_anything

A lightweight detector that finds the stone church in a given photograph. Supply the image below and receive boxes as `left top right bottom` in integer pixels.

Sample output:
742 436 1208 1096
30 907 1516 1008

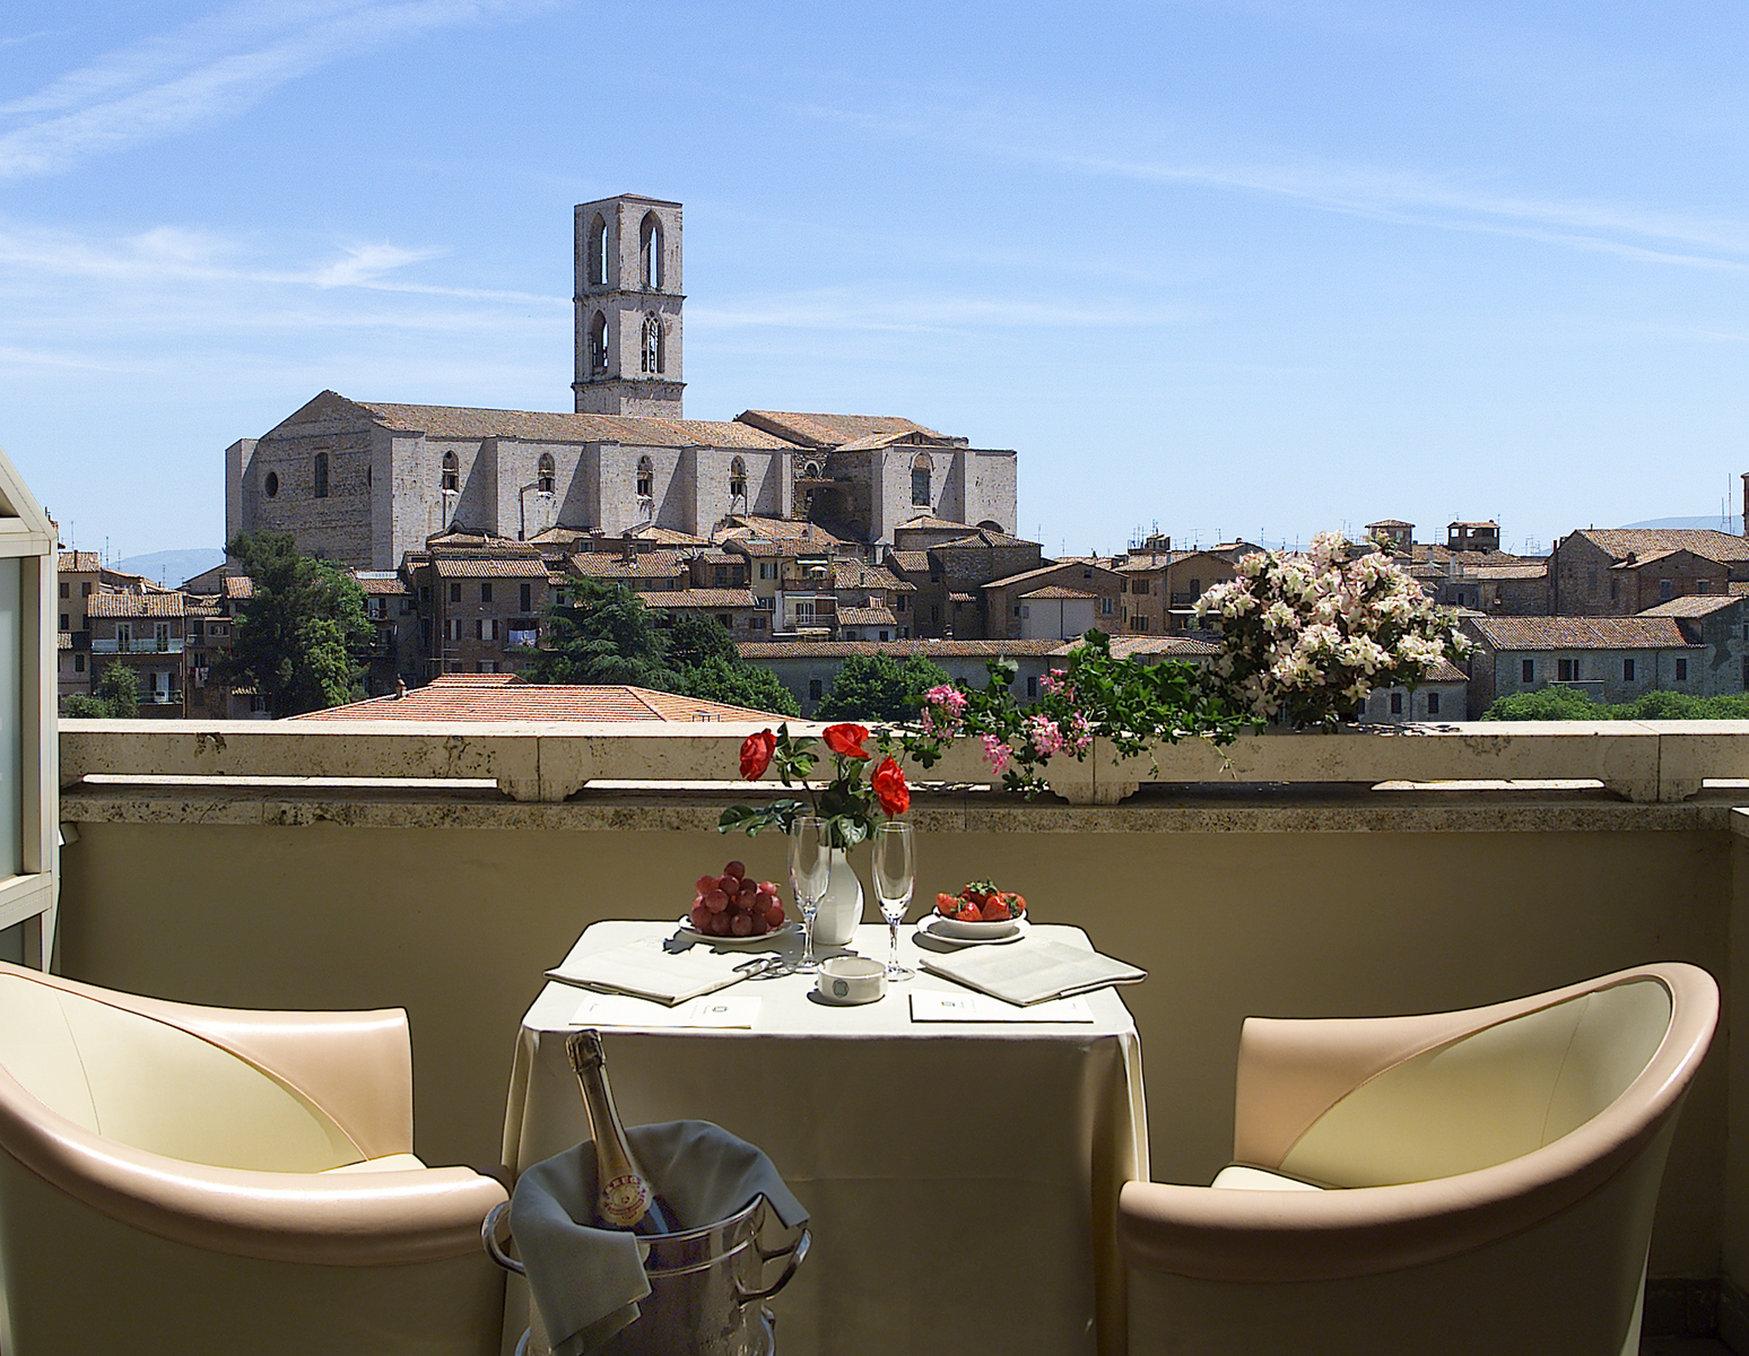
226 194 1018 571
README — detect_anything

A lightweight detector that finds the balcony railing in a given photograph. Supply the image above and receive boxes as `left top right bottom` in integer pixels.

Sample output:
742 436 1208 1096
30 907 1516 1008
92 637 185 654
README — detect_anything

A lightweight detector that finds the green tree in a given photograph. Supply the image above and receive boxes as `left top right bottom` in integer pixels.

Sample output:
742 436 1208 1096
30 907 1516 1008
522 582 798 714
815 652 952 721
678 653 800 716
1481 686 1605 720
95 660 141 717
519 581 680 687
219 532 372 716
62 695 112 719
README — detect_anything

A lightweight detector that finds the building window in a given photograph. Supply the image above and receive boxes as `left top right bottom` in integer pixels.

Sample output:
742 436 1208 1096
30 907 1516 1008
446 619 461 641
1522 658 1535 683
640 314 664 373
729 458 747 507
477 619 498 641
479 660 498 674
1426 690 1441 715
911 454 931 507
82 582 91 597
74 654 85 673
1675 657 1688 682
808 678 823 702
1558 658 1578 682
449 583 461 604
264 471 279 498
639 212 663 288
589 312 609 372
1389 691 1403 715
538 453 555 495
1587 569 1598 592
1100 597 1113 615
1659 578 1675 601
1698 579 1712 594
1624 657 1636 682
588 213 609 287
313 451 329 499
1026 675 1038 698
520 582 533 611
481 582 493 603
58 613 68 630
636 456 653 500
58 581 68 599
801 460 821 481
441 452 459 494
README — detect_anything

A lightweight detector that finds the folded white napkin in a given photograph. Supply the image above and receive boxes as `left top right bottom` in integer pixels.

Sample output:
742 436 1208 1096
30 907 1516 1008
546 936 753 1007
919 938 1146 1006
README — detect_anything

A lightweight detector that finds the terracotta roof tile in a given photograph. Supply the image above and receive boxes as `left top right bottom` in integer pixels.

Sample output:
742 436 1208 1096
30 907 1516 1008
639 588 761 608
431 556 549 579
57 551 100 573
836 606 899 627
222 576 254 600
735 410 943 449
294 675 783 722
1469 616 1700 650
87 592 186 618
568 551 688 579
352 573 409 595
1637 594 1743 617
1575 528 1749 564
983 561 1121 591
1021 586 1096 599
1048 636 1220 659
355 399 796 449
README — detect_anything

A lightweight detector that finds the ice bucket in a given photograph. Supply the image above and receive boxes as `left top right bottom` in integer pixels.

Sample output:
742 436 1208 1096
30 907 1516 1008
484 1193 808 1356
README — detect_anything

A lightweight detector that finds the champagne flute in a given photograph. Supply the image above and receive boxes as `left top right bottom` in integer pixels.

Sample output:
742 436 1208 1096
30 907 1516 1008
871 821 915 981
788 816 830 974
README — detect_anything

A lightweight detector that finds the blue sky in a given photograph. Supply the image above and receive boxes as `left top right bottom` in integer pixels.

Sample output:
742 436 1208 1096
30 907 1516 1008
2 1 1747 559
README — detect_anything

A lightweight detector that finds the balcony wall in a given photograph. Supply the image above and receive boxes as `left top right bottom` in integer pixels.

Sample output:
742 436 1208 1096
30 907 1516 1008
48 719 1749 1304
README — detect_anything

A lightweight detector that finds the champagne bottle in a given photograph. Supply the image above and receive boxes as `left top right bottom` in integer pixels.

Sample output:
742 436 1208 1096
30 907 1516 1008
565 1030 679 1236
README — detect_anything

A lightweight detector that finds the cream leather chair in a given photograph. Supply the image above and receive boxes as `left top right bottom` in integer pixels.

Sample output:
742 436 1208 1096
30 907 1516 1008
0 962 509 1354
1119 963 1717 1356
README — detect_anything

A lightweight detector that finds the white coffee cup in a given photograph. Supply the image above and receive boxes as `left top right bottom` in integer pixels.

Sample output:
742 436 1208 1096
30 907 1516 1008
817 955 885 1005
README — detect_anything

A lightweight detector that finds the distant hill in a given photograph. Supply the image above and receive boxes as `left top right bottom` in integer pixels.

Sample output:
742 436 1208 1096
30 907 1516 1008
111 548 224 587
1619 516 1744 533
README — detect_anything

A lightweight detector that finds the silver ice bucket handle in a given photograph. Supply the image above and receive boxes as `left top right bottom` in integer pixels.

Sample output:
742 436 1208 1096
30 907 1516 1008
733 1225 809 1306
482 1200 525 1276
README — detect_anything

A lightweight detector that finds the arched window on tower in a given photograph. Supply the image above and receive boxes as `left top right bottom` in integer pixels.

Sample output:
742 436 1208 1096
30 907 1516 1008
641 315 664 374
589 312 608 372
537 453 555 496
588 213 608 286
729 458 747 509
639 212 663 289
313 451 330 499
911 453 932 507
636 456 654 501
441 451 458 494
801 460 821 480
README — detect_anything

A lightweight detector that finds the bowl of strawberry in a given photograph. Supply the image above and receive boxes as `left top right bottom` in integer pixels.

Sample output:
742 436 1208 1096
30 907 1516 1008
683 860 790 943
933 881 1028 939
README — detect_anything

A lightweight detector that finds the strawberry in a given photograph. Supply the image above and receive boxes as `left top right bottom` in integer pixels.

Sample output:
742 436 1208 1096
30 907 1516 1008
1006 893 1026 916
956 906 983 923
980 898 1010 922
937 892 960 916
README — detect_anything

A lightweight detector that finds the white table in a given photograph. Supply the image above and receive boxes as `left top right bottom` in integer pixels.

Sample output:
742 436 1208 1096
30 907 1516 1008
501 920 1148 1355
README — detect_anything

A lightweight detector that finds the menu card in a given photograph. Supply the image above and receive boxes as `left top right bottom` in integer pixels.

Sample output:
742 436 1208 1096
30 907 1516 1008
919 938 1145 1007
546 937 753 1006
572 994 761 1029
909 991 1094 1024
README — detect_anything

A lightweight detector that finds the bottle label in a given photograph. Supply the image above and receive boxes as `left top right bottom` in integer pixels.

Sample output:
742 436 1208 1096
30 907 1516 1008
600 1173 653 1227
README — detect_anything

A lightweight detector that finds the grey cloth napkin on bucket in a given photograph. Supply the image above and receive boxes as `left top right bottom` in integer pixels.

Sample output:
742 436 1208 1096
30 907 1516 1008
511 1119 809 1356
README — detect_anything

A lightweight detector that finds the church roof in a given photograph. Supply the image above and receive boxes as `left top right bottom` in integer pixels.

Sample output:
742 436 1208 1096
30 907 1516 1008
734 410 947 449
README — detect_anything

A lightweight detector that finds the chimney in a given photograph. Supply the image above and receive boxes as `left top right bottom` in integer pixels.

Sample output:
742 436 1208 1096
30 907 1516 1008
394 677 407 700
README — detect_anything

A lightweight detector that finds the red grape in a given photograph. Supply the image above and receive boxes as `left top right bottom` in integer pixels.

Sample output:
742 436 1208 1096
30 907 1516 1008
757 881 778 897
703 889 729 913
750 914 770 936
689 904 711 931
736 883 759 909
764 902 785 927
730 913 753 937
695 874 717 895
723 860 747 881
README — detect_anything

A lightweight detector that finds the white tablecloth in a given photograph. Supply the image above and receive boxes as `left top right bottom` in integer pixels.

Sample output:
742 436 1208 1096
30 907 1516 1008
501 921 1148 1355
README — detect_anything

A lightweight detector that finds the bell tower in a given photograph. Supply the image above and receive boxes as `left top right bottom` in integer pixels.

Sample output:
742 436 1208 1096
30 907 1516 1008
573 194 685 417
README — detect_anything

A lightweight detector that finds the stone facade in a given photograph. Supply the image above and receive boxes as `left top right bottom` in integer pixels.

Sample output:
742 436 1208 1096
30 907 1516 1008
1549 529 1749 616
227 197 1018 572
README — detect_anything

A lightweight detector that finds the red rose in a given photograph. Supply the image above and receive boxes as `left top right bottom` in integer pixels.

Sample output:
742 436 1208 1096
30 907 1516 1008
872 756 910 817
822 723 871 760
739 729 777 780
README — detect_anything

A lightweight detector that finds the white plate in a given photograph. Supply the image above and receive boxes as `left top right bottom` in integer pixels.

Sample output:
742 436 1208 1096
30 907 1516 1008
674 916 799 946
916 917 1031 948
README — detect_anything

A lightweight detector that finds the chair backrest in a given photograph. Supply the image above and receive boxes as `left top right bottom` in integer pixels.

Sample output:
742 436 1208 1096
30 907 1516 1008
0 973 361 1172
1279 978 1672 1187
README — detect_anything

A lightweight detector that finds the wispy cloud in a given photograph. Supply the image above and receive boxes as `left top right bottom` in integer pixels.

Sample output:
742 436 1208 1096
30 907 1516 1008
801 102 1749 274
692 289 1190 334
0 0 550 178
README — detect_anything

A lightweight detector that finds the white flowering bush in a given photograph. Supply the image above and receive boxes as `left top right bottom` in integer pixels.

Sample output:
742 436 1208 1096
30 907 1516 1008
1193 533 1470 728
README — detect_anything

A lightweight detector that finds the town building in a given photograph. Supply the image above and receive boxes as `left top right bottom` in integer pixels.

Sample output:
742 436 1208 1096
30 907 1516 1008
54 550 100 702
1116 545 1240 634
1461 615 1727 716
225 196 1018 571
1548 529 1749 615
86 592 188 715
1358 660 1469 724
405 549 552 679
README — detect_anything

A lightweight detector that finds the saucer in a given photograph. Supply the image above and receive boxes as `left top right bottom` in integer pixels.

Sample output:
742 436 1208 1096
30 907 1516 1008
915 917 1031 949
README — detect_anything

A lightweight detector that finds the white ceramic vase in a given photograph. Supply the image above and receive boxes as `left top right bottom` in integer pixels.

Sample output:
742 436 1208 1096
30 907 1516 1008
810 848 864 947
